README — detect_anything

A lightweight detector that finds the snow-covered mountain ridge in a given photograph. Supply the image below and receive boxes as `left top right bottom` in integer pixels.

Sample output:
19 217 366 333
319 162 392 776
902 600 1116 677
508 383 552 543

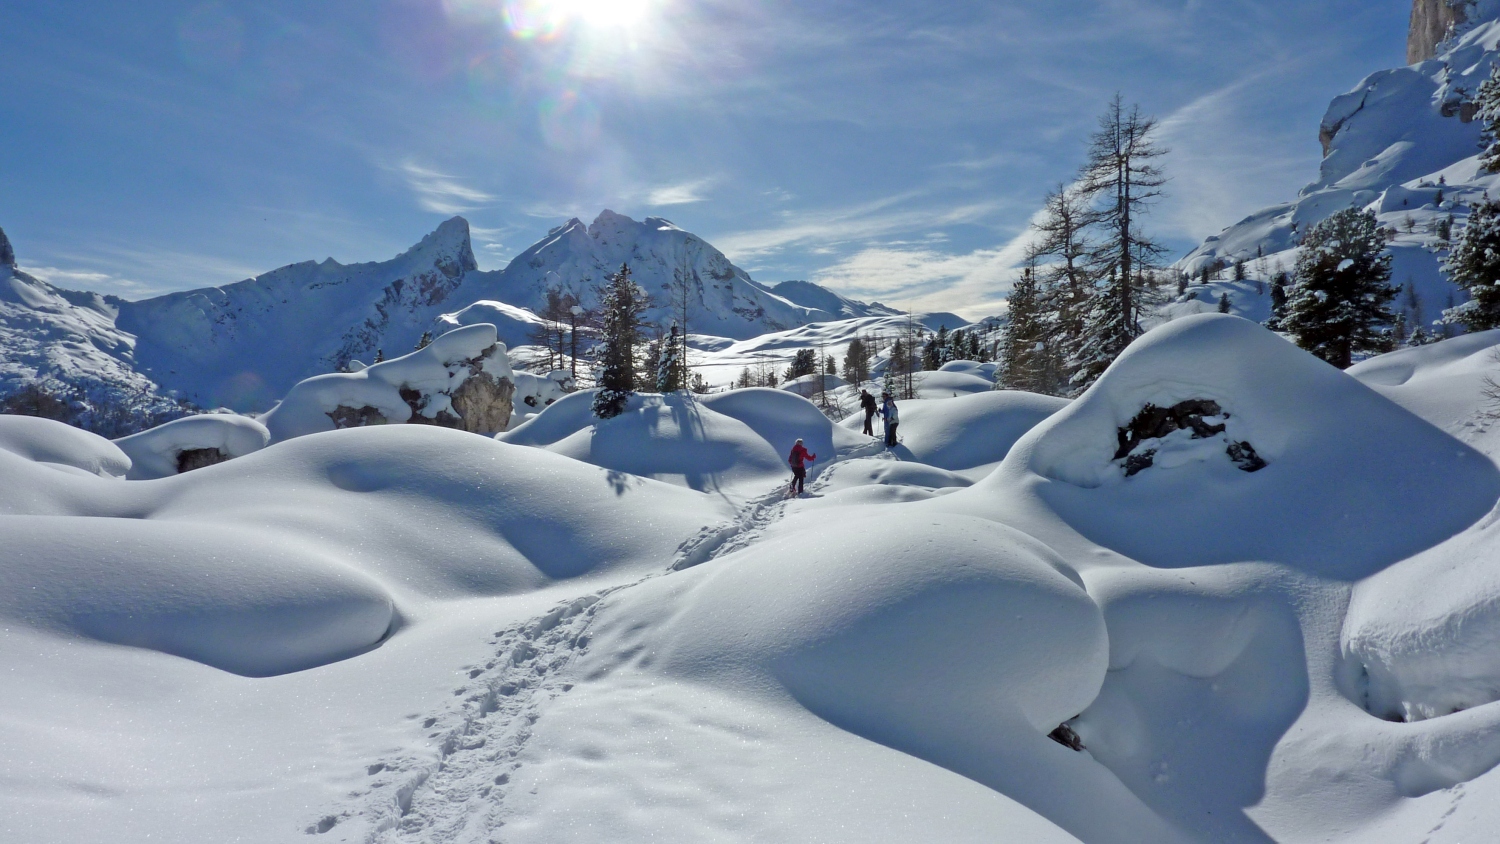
0 213 892 414
1180 1 1500 328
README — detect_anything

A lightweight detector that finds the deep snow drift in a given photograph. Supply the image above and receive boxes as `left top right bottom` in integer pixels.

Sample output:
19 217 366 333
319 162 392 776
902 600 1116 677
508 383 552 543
8 314 1500 843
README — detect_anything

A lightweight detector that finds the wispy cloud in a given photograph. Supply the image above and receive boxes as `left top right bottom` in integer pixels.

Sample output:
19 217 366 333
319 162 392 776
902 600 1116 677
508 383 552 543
395 161 497 215
714 192 1001 262
811 230 1036 320
21 265 154 298
648 179 715 206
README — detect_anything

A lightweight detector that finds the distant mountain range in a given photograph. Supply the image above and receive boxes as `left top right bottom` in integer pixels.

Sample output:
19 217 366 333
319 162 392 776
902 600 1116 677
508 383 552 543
0 212 905 414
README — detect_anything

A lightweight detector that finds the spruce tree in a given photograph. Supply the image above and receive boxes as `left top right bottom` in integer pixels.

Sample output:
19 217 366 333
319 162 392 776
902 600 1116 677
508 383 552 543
592 264 648 419
1069 95 1169 392
1478 64 1500 174
997 260 1051 393
1442 198 1500 330
785 349 817 381
656 325 684 392
1266 273 1289 332
1283 208 1396 369
842 338 871 385
1218 292 1231 314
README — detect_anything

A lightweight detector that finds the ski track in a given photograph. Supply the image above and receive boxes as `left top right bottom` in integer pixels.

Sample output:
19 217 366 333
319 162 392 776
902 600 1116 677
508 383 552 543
312 435 895 841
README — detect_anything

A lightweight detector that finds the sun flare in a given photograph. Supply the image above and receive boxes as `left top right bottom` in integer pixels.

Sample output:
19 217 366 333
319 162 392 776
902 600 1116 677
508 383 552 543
501 0 653 40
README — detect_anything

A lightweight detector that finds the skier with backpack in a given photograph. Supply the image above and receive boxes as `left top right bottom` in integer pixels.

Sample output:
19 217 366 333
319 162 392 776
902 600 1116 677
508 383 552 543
788 438 816 497
880 392 899 448
859 389 877 436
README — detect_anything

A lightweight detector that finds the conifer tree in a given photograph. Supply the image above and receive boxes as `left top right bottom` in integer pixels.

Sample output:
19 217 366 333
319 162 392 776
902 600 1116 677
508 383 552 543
1032 185 1095 388
1266 273 1289 332
1477 64 1500 173
592 264 648 419
415 331 433 350
656 325 684 392
1068 95 1169 392
1218 292 1231 314
842 337 871 385
1283 208 1396 369
1442 198 1500 330
997 259 1051 393
785 349 817 381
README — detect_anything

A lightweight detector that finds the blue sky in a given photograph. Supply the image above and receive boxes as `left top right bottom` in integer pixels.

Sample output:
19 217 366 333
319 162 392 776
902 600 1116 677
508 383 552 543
1 0 1409 319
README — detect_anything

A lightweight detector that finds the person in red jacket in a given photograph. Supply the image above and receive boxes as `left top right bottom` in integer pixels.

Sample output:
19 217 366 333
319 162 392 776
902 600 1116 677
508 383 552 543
788 438 816 497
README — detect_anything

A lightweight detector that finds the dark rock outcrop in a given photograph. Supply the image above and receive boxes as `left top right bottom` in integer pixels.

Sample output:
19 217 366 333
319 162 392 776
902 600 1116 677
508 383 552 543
176 447 231 474
1115 400 1266 477
0 227 14 267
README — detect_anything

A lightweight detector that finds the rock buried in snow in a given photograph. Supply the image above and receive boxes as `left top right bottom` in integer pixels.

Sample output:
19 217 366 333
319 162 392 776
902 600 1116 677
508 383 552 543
1113 399 1265 477
114 413 271 480
262 324 516 442
176 447 230 474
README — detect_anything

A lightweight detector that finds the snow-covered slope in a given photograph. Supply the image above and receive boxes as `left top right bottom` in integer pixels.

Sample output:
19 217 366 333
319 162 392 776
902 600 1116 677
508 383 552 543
769 279 901 320
0 234 185 433
1176 5 1500 329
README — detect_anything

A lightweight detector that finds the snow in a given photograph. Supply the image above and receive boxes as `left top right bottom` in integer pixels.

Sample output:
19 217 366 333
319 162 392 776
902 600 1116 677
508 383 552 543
0 413 130 477
259 323 515 442
13 306 1500 842
113 412 269 479
501 388 866 502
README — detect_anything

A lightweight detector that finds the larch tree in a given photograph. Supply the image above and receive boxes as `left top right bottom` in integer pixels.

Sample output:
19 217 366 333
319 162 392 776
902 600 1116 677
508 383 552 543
1069 95 1169 392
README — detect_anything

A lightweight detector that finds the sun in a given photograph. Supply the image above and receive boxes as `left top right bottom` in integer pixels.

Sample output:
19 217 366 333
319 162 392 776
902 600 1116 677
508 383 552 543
557 0 651 30
500 0 653 39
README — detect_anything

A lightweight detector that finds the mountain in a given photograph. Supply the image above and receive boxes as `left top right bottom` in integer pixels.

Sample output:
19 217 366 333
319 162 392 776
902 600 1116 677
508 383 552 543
0 213 890 414
0 229 186 434
768 280 901 320
1177 1 1500 330
455 210 836 340
114 217 479 410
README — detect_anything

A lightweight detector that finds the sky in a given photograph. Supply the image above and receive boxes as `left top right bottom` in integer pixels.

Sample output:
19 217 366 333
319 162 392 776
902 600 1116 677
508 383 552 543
1 0 1412 320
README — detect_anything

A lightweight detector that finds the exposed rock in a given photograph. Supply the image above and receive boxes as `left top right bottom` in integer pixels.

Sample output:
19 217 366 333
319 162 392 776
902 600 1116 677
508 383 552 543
1048 722 1085 752
328 405 390 430
0 227 13 267
449 349 515 435
1114 399 1228 460
1115 399 1266 478
176 447 230 474
1409 0 1469 65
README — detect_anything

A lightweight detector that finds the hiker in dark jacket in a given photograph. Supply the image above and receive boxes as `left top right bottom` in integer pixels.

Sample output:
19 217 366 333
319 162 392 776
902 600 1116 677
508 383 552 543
880 392 899 448
859 389 877 436
788 438 816 496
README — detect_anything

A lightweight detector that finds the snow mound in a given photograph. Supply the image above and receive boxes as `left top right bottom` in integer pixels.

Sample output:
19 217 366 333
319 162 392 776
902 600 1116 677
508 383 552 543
0 414 130 477
913 369 995 397
1345 508 1500 722
0 424 731 676
502 388 865 499
260 323 515 443
779 372 848 397
114 413 270 479
844 390 1067 472
994 314 1500 576
1348 327 1500 387
0 515 396 677
574 512 1164 842
938 359 999 380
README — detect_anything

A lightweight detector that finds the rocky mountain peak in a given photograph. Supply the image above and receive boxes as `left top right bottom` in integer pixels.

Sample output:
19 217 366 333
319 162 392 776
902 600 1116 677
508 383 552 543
401 216 477 274
0 227 14 268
